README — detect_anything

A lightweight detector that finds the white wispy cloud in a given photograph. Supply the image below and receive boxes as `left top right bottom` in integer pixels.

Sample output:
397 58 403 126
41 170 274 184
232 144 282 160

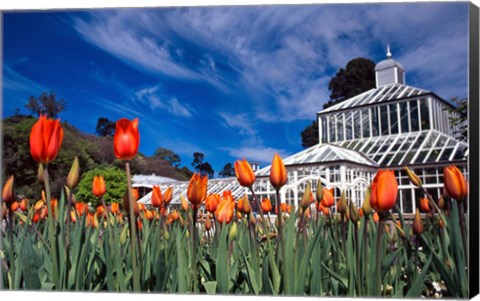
72 3 468 124
133 85 194 118
218 112 257 136
222 146 287 164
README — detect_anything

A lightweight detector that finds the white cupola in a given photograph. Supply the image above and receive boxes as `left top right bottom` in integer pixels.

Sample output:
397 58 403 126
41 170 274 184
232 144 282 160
374 45 405 87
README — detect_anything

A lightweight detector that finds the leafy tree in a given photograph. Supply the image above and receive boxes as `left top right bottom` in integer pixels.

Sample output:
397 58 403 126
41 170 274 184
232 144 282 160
300 120 319 148
191 152 214 178
446 97 468 142
325 57 375 109
300 57 375 148
154 147 181 167
219 163 235 178
191 152 204 169
25 91 66 118
95 117 116 137
76 166 127 206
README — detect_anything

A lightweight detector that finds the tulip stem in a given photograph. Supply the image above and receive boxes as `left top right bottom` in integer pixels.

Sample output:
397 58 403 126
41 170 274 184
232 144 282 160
191 206 199 293
7 209 15 289
354 224 361 296
65 189 74 289
458 201 468 268
125 162 140 292
363 216 369 296
44 167 60 289
374 216 384 296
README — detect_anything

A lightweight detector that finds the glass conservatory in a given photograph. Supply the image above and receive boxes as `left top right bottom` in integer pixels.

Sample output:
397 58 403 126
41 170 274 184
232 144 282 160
136 49 468 215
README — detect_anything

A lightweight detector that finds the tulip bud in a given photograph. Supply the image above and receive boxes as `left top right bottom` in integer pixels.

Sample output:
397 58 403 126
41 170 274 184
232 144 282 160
419 197 430 213
413 208 423 235
337 190 347 214
2 175 15 204
362 188 373 217
373 212 379 223
67 156 80 189
229 222 238 240
64 186 78 204
270 153 287 190
316 180 324 202
241 194 252 214
443 165 468 201
349 202 360 224
163 187 173 205
404 166 423 188
437 196 445 209
300 182 312 210
249 213 256 226
19 198 28 211
122 189 139 216
205 214 212 231
180 194 190 212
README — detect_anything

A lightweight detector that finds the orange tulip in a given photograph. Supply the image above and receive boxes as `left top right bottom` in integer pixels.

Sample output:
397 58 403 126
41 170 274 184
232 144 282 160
151 185 163 208
270 153 287 190
96 205 106 217
276 202 290 215
113 118 140 160
86 213 99 228
222 190 235 203
32 212 41 223
261 198 273 213
187 173 208 208
29 115 64 164
419 197 430 213
372 212 379 223
443 165 468 200
138 203 146 212
92 176 106 198
215 198 235 224
70 210 77 223
321 205 330 216
234 158 256 187
19 198 28 211
240 194 252 214
236 197 243 212
205 214 212 231
370 170 398 213
413 208 424 235
205 193 220 213
2 175 15 204
11 201 19 211
163 187 173 204
110 202 119 214
320 188 335 207
75 202 87 216
144 209 156 220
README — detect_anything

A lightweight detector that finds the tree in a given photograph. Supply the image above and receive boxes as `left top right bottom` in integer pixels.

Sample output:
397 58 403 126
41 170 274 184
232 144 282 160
300 120 319 148
325 57 375 109
219 163 235 178
95 117 116 137
300 57 375 148
191 152 214 178
154 147 181 167
76 166 127 206
25 91 66 118
446 97 468 142
191 152 204 169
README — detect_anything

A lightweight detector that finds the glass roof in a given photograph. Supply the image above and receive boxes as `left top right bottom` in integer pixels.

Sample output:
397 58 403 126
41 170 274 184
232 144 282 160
137 177 246 206
318 83 431 113
331 129 468 167
255 143 378 177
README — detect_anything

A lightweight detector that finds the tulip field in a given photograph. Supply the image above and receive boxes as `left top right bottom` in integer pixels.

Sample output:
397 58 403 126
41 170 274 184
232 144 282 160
0 116 471 297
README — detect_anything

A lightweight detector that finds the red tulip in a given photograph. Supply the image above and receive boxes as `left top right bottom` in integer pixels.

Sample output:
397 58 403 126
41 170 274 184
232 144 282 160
215 198 235 224
270 153 287 190
163 187 173 205
370 170 398 213
320 188 335 207
113 118 140 160
443 165 468 200
2 175 15 204
234 158 256 187
261 198 273 213
151 185 163 208
92 176 106 198
419 197 430 213
187 173 208 208
29 115 64 164
205 193 220 213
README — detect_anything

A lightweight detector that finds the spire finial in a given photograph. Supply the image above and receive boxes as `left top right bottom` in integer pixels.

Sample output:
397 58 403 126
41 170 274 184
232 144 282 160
386 44 392 58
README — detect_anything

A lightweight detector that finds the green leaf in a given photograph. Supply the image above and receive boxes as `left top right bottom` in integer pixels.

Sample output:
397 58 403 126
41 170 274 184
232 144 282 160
405 255 432 297
203 281 217 294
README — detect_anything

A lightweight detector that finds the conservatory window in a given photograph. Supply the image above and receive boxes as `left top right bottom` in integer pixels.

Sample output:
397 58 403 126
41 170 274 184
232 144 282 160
321 117 328 143
380 105 389 135
345 112 353 140
420 99 430 130
399 101 409 133
371 108 379 137
389 103 399 134
328 115 335 142
409 100 420 132
353 111 361 139
337 113 344 141
361 109 370 138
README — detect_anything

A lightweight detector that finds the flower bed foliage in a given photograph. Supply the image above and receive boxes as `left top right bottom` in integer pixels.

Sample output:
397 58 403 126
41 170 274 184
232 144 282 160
0 115 470 297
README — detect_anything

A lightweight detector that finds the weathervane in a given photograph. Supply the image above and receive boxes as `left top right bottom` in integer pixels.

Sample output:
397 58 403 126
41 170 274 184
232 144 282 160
386 44 392 58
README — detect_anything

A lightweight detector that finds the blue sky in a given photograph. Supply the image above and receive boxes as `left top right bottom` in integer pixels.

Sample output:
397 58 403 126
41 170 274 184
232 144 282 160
2 2 469 176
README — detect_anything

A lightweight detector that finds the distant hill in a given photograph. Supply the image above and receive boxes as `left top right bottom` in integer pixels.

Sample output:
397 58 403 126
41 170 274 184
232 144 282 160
1 115 192 199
